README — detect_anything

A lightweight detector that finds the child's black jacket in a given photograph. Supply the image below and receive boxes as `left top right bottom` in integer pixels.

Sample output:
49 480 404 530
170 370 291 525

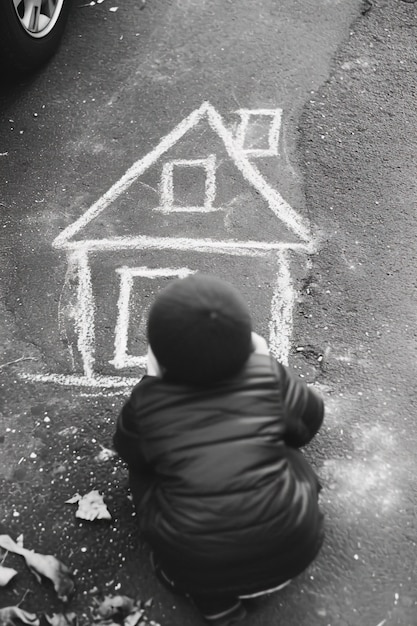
114 353 324 595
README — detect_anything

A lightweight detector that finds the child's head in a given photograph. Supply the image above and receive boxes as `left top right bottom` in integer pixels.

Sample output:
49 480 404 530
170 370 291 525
147 273 252 386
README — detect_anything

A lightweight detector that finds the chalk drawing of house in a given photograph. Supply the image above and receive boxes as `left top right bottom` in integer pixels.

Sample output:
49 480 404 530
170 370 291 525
32 101 315 388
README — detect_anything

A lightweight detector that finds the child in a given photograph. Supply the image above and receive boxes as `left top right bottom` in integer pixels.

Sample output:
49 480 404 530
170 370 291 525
113 273 324 626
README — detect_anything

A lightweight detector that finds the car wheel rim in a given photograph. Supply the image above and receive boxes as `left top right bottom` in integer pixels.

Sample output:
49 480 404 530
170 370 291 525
13 0 65 38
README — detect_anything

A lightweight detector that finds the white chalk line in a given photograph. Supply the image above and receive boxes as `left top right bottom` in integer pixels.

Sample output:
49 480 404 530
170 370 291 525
21 373 138 388
202 104 310 242
115 266 194 278
159 155 218 213
25 254 295 388
234 108 283 156
155 206 221 214
57 253 80 372
56 240 307 385
43 103 315 389
57 235 314 255
75 251 95 378
111 266 195 370
111 270 134 370
79 389 129 397
53 101 311 248
53 104 207 248
268 250 294 366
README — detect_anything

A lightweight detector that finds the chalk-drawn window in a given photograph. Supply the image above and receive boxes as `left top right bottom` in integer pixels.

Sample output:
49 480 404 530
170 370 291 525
159 155 218 212
110 266 196 370
235 109 282 157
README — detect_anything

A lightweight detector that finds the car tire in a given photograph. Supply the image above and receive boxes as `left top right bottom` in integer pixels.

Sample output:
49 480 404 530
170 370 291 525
0 0 72 76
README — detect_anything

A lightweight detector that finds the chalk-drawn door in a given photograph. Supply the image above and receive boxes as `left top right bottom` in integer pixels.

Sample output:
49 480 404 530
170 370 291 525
109 266 196 372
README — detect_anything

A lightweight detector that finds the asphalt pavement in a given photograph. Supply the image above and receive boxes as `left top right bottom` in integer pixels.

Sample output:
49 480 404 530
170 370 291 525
1 0 417 624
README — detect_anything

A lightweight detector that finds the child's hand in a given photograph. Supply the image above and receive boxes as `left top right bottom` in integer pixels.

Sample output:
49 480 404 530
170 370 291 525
251 332 270 355
147 345 164 377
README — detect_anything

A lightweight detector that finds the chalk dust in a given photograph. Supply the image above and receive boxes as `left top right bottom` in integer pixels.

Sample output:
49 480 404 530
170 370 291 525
319 394 407 520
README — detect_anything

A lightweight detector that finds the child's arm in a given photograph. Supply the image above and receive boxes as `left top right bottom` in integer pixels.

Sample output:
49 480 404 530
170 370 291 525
113 398 151 473
146 344 163 377
278 362 324 448
252 332 324 446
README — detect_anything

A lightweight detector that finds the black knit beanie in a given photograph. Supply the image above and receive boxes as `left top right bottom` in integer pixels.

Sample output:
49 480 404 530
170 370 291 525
147 274 252 385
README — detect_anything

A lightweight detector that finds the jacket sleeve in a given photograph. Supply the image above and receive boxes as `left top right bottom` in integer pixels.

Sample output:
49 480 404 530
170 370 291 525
277 361 324 448
113 394 151 473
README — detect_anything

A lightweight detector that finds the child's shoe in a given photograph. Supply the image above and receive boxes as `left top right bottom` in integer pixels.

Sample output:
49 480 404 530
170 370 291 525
150 550 181 594
150 551 247 625
199 599 247 626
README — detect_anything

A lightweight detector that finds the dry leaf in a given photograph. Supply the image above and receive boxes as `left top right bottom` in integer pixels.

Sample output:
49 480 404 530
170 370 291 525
94 446 117 462
66 490 112 521
123 610 145 626
65 494 81 504
95 595 135 620
58 426 78 437
0 535 22 554
93 595 149 626
0 565 18 586
25 553 74 601
0 606 39 625
45 613 77 626
0 535 74 602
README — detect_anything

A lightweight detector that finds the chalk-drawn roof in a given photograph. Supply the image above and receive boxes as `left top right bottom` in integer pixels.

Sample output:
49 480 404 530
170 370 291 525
53 102 312 251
